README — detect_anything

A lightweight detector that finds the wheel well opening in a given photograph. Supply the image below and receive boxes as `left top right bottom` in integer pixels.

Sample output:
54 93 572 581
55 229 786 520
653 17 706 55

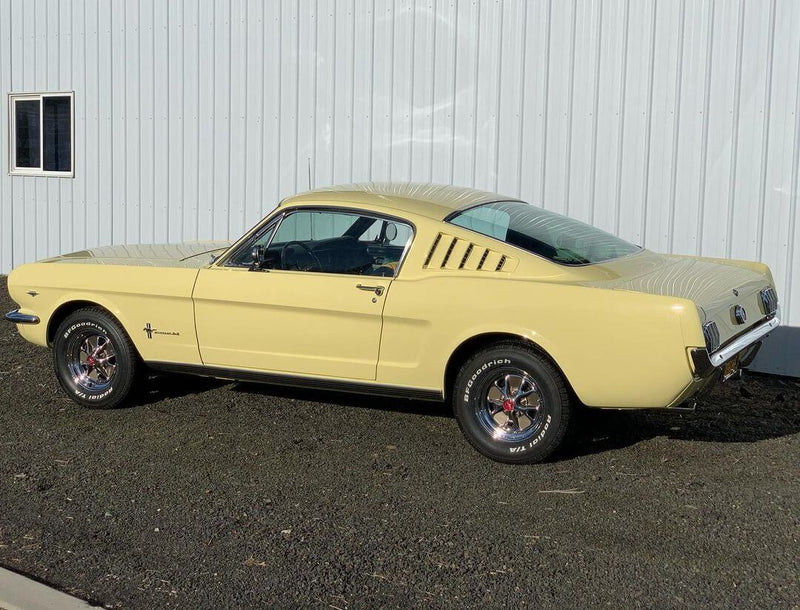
443 333 576 403
47 300 107 346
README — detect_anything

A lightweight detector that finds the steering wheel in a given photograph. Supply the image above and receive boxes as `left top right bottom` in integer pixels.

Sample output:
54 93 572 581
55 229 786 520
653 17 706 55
280 241 323 272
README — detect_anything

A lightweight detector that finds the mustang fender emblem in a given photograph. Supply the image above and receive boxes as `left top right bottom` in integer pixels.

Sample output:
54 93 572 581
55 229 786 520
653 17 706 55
143 322 179 339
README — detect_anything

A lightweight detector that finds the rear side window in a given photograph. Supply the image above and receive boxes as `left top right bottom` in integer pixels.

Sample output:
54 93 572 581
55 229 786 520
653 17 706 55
448 201 641 265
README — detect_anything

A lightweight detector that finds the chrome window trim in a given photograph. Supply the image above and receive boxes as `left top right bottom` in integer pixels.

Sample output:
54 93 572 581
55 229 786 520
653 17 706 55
444 200 644 268
218 205 416 278
221 213 286 268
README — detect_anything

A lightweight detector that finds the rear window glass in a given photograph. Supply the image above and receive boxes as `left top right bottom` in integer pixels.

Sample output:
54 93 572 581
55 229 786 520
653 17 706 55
448 201 642 265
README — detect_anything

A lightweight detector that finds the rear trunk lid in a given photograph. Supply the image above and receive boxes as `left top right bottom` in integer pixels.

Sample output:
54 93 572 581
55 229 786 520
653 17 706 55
579 251 775 347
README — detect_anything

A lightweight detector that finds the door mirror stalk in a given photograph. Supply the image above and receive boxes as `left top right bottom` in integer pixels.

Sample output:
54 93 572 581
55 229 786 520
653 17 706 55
249 245 266 271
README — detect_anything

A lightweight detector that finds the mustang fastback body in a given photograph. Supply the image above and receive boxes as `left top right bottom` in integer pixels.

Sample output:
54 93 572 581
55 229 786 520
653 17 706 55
5 183 780 463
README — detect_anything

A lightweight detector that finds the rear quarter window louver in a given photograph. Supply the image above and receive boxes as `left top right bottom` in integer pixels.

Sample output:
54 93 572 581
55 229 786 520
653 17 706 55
422 233 514 272
423 233 442 268
459 244 474 269
440 237 458 268
476 249 489 270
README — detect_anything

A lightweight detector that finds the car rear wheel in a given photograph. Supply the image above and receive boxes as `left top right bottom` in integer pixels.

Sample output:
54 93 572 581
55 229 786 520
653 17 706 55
452 342 573 464
53 307 139 408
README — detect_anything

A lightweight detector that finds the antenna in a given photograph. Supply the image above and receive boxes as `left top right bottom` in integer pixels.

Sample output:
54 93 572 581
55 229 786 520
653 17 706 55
307 157 312 190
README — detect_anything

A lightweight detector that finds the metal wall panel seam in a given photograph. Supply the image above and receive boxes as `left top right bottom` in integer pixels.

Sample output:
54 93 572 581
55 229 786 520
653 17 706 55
388 0 396 179
241 0 248 232
448 0 459 186
196 0 203 238
514 0 528 198
613 0 631 237
276 0 282 200
784 12 800 325
756 0 777 262
330 1 337 184
258 0 266 215
562 0 578 216
468 0 480 188
64 0 74 254
293 0 300 189
227 0 233 237
539 0 552 207
639 0 659 248
588 0 604 226
666 0 686 252
695 0 715 257
105 0 114 248
724 0 745 259
367 0 375 181
492 0 505 193
426 0 437 183
1 0 10 270
406 0 415 180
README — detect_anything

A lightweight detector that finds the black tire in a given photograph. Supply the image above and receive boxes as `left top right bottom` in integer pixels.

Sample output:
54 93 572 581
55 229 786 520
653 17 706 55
452 342 572 464
53 307 140 408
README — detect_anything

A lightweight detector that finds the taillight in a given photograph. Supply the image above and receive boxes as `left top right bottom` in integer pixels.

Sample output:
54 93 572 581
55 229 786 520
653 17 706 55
760 287 778 316
702 321 720 353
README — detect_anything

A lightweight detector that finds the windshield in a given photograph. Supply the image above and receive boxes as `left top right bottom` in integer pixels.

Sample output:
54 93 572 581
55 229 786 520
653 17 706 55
447 201 642 265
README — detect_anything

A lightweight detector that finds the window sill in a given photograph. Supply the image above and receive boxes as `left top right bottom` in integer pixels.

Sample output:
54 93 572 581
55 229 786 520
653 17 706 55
9 169 74 178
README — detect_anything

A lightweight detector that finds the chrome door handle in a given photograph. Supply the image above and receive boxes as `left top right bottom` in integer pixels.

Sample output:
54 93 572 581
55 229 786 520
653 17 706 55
356 284 385 296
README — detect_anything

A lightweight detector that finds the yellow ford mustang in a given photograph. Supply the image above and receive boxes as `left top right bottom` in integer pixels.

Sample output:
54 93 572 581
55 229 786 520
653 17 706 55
5 183 781 463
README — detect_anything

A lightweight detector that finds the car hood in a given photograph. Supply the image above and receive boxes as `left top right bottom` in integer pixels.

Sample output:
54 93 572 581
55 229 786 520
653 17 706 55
41 241 233 268
579 251 775 346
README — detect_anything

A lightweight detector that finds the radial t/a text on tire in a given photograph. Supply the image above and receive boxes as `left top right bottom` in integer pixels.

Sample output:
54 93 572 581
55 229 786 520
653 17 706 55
453 342 573 464
53 307 139 409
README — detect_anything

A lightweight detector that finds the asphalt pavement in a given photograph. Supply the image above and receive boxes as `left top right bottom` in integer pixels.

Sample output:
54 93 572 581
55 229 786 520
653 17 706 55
1 276 798 609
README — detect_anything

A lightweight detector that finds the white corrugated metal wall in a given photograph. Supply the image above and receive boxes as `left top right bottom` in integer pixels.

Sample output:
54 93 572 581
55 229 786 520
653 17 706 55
1 0 799 328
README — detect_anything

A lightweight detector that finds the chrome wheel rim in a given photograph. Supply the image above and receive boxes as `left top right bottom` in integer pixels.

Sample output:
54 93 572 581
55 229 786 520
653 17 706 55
476 369 545 443
66 332 117 392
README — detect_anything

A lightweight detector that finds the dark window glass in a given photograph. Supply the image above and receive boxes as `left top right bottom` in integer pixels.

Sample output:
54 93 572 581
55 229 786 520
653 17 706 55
232 210 412 276
448 201 642 265
43 96 71 172
14 100 40 168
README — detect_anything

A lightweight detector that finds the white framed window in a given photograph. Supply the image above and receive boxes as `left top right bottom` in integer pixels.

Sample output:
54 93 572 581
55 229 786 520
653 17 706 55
8 91 74 177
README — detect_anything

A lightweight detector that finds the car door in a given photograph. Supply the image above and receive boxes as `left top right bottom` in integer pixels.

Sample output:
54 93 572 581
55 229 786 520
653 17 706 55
192 207 413 381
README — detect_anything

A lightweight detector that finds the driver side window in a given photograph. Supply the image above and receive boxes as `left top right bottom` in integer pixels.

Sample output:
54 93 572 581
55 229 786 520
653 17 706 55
266 209 412 277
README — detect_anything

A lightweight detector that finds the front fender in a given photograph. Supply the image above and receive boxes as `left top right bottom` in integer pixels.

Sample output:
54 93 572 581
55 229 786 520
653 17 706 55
7 262 203 365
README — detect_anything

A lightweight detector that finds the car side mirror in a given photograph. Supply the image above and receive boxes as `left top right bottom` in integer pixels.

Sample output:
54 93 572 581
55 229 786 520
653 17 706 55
249 245 265 271
384 223 398 242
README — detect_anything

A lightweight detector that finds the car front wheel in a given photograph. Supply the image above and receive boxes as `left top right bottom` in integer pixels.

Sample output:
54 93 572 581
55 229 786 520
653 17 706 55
53 307 139 408
453 342 573 464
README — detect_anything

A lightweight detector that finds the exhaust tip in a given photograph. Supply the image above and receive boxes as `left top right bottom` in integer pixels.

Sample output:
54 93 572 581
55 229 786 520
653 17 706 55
670 398 697 413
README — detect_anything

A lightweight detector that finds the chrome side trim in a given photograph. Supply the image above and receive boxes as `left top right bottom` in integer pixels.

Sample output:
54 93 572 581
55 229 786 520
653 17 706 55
5 309 40 325
708 308 781 367
146 361 444 402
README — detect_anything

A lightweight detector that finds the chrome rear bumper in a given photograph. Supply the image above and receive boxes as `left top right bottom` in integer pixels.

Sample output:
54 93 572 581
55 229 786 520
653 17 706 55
691 308 780 377
5 309 40 325
709 308 781 366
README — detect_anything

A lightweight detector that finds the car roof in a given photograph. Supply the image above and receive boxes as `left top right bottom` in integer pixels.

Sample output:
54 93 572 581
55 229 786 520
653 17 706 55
279 182 521 221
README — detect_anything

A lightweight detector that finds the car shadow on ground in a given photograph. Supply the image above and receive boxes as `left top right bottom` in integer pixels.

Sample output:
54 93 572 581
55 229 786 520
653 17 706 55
140 371 800 460
228 380 454 418
559 373 800 460
134 372 230 406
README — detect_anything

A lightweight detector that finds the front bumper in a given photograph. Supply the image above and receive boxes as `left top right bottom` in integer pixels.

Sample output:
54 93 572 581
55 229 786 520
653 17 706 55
5 309 40 325
690 308 780 378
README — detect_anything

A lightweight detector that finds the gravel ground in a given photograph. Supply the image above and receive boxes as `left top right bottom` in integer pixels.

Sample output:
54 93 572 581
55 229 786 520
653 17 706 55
1 276 799 609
